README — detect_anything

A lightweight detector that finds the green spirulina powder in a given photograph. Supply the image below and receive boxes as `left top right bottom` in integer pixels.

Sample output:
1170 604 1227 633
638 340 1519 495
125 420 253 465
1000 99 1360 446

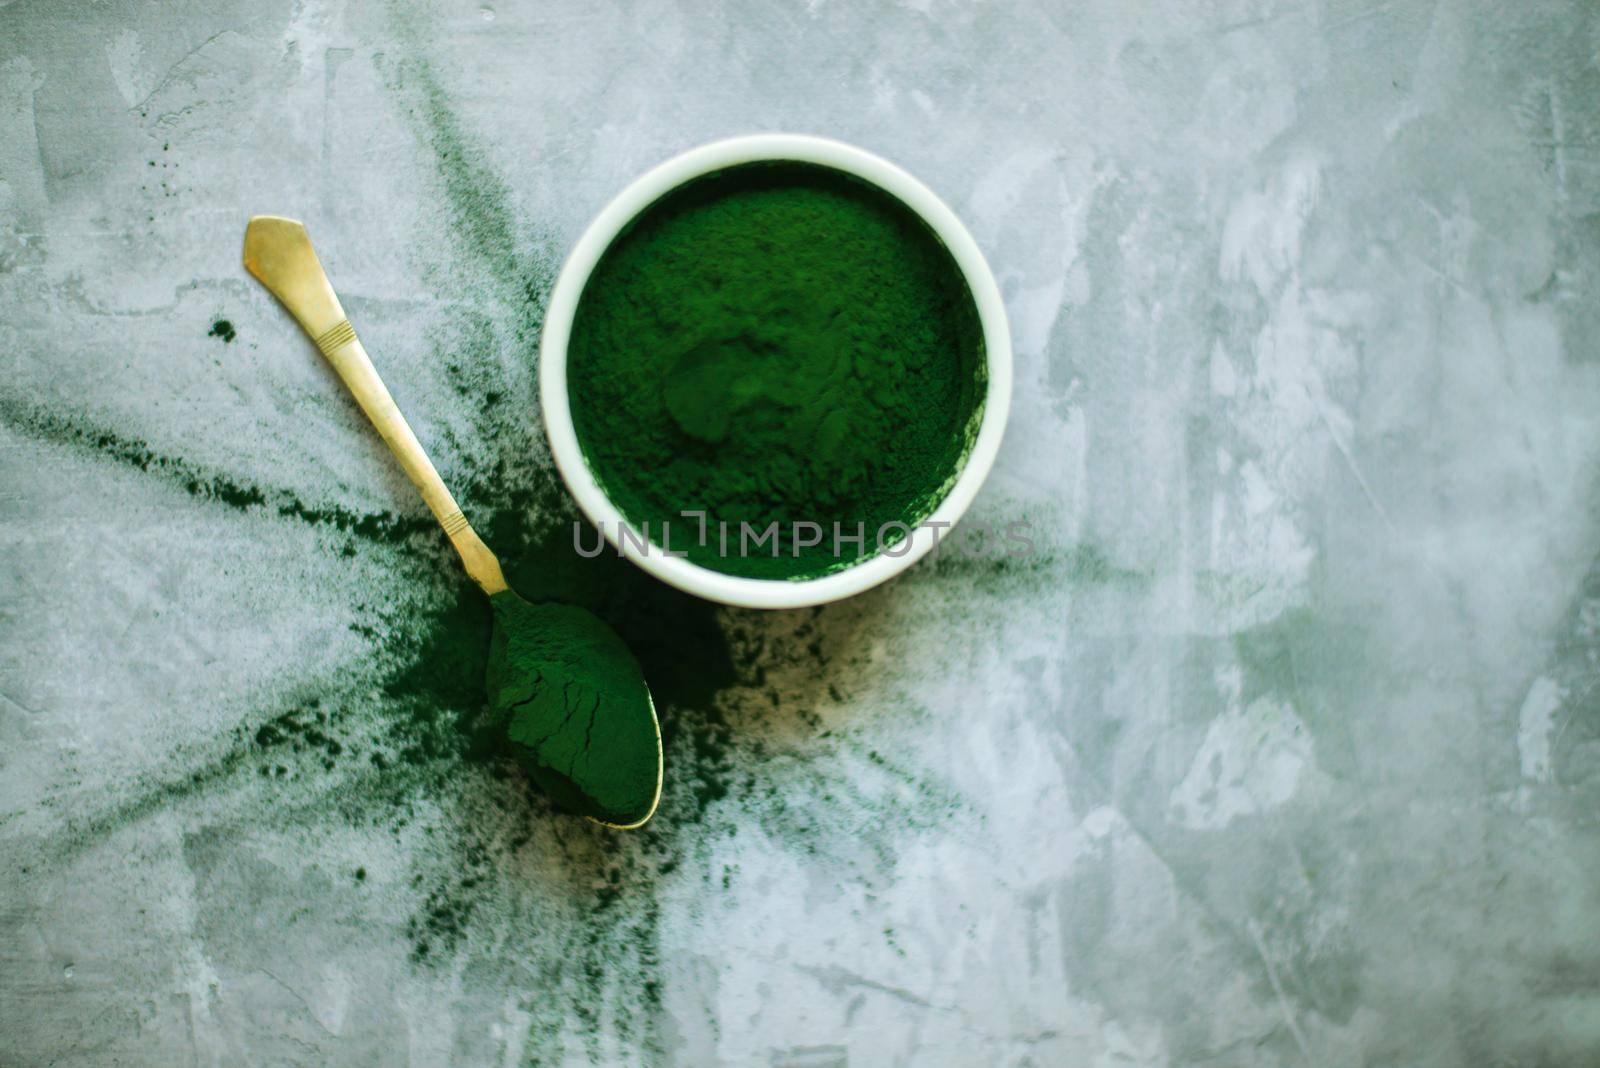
485 593 659 826
567 161 985 580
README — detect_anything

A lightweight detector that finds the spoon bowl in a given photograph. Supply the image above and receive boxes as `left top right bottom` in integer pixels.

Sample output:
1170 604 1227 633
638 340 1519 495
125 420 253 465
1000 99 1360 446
488 592 661 828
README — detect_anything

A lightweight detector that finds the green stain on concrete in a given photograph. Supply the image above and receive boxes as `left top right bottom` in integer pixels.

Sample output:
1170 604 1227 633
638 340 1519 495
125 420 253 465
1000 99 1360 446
0 398 437 546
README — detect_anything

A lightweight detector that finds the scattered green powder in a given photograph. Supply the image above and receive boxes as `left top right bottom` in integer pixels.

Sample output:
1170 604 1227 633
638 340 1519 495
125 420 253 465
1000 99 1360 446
568 162 985 579
10 40 992 1064
486 592 659 826
208 319 236 343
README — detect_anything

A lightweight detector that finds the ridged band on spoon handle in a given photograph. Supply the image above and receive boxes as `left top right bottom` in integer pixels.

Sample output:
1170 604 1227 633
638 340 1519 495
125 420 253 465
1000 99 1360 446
312 327 508 595
242 215 508 596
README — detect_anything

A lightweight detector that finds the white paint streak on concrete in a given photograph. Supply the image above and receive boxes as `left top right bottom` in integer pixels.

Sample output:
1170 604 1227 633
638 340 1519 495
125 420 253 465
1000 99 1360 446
0 56 47 221
1517 675 1562 782
1220 153 1322 294
105 29 148 107
1170 665 1312 830
1092 1019 1168 1068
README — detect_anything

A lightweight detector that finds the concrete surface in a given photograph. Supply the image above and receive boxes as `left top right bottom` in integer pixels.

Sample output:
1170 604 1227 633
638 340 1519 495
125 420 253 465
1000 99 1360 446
4 0 1600 1064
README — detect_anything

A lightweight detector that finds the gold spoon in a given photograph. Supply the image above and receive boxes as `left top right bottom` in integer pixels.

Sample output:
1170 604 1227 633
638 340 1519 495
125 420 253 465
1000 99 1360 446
243 216 662 829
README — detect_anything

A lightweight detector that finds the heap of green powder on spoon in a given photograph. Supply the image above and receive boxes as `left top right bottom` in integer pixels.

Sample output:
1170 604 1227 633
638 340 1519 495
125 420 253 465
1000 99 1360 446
244 216 661 828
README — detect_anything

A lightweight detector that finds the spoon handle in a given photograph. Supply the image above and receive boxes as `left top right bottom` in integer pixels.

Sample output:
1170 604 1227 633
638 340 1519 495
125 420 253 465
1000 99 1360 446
243 215 508 596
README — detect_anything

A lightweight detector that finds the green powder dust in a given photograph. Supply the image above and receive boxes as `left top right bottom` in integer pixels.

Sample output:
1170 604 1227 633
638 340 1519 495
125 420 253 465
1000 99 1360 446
568 162 985 580
11 39 979 1064
208 319 236 343
486 591 660 826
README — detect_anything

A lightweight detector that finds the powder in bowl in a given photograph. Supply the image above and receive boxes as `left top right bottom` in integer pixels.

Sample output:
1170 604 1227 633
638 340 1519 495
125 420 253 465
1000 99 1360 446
566 161 985 581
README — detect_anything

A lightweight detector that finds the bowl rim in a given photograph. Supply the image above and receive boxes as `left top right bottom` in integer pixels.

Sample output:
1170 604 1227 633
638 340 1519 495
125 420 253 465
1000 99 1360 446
539 133 1012 610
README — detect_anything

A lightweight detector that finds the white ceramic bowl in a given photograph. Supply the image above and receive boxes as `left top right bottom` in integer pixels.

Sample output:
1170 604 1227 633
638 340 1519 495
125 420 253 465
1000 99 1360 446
540 134 1012 610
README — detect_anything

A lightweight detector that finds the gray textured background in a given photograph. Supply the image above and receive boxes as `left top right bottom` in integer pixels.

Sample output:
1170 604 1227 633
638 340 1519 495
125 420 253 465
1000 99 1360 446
5 1 1600 1065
